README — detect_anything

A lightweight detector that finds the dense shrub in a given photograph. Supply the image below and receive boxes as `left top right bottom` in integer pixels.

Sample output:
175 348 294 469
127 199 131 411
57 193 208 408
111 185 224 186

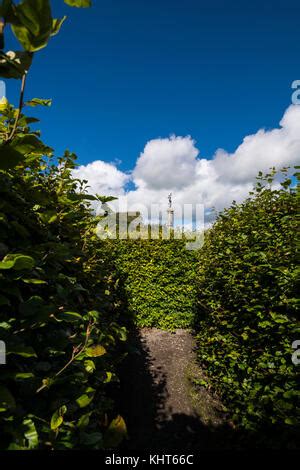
194 169 300 431
0 0 127 450
114 237 198 330
0 147 128 449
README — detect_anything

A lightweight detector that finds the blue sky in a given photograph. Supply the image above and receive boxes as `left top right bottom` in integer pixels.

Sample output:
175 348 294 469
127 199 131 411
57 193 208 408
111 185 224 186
5 0 300 174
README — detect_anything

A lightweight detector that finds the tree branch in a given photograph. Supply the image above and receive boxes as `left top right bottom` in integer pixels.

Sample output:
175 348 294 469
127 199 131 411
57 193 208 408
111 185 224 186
7 71 27 142
36 321 94 394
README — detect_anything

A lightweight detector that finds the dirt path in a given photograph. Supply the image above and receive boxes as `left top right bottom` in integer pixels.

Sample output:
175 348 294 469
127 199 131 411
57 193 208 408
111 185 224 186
119 328 234 451
141 328 224 423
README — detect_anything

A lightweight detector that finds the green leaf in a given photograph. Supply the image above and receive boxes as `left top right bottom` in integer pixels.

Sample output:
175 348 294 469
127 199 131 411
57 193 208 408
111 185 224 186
84 359 95 373
103 371 113 383
11 134 47 155
14 372 35 380
76 387 95 408
195 378 209 388
19 296 52 321
25 98 52 107
7 345 37 358
23 418 38 448
50 405 67 430
7 444 26 450
0 144 23 170
88 310 100 320
80 432 102 447
77 411 92 429
86 345 106 357
7 346 37 357
11 0 53 52
18 115 40 126
58 311 83 322
64 0 92 7
0 253 35 270
71 193 97 201
38 210 58 224
104 415 127 448
22 278 47 285
269 312 289 324
51 16 67 37
284 417 299 426
117 326 127 342
0 385 16 412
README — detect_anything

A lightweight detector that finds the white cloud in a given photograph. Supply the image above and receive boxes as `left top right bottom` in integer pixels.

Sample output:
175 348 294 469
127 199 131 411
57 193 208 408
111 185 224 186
212 105 300 184
133 135 199 190
72 160 130 197
73 105 300 220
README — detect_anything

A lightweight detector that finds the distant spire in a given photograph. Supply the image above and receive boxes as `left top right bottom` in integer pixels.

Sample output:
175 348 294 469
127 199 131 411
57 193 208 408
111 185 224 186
167 193 174 228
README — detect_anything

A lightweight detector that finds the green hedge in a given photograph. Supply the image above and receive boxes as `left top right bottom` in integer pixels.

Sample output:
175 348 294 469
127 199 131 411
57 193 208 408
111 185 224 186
114 237 198 330
0 0 128 449
194 169 300 431
0 150 127 449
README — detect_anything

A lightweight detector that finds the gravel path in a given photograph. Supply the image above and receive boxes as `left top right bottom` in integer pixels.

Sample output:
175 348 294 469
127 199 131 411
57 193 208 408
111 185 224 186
119 328 230 451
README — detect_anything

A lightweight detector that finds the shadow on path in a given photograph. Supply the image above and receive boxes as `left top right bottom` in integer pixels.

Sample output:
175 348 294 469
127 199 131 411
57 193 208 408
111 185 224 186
117 328 299 451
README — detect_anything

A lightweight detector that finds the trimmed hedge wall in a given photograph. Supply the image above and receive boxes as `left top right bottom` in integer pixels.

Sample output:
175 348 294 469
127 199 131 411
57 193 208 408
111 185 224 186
114 238 198 330
194 169 300 432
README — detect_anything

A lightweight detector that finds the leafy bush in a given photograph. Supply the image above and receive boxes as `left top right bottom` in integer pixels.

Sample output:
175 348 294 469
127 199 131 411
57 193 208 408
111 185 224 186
0 0 128 449
114 237 198 330
194 169 300 431
0 121 128 450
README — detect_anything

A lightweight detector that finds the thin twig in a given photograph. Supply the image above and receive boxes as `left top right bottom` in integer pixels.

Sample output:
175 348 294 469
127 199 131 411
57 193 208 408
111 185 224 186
36 321 94 394
7 71 27 142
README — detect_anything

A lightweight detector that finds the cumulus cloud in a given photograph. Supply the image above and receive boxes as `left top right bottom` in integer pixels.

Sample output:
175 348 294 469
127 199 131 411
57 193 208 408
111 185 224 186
212 105 300 184
73 105 300 220
133 135 199 190
72 160 130 197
